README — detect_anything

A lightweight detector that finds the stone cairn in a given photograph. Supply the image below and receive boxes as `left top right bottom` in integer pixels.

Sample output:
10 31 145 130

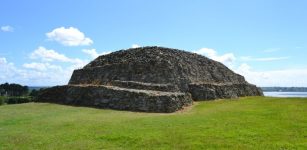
38 46 263 113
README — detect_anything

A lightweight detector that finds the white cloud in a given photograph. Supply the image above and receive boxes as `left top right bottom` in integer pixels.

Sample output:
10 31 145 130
23 62 62 71
0 56 88 86
240 56 289 62
30 46 86 65
193 48 306 87
82 49 111 59
235 63 307 87
1 44 93 86
82 49 99 59
1 25 14 32
46 27 93 46
0 57 29 84
30 46 70 62
2 46 306 87
193 48 236 67
23 62 47 71
0 57 17 79
0 57 8 64
132 44 141 48
28 46 89 74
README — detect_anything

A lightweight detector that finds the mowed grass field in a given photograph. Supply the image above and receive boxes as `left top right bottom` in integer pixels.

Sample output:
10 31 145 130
0 97 306 149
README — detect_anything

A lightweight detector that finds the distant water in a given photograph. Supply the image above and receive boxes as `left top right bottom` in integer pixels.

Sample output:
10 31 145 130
264 92 307 98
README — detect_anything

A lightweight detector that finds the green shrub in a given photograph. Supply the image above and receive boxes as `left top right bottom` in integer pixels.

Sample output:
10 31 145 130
0 96 6 105
6 97 32 104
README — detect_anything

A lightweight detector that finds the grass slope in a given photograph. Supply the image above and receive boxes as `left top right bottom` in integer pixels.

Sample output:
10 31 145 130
0 97 306 149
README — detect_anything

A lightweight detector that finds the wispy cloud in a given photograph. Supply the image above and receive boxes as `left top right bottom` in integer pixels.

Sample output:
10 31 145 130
1 25 14 32
263 48 280 53
235 63 307 87
46 27 93 46
240 56 289 62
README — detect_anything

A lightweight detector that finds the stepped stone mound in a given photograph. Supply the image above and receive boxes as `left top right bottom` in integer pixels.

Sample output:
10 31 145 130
38 46 263 112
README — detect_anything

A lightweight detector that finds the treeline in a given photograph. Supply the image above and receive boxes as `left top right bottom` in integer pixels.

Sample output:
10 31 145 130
0 83 29 96
261 87 307 92
0 83 44 105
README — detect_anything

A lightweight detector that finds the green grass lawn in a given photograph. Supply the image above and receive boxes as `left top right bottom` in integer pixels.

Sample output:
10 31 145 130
0 97 306 149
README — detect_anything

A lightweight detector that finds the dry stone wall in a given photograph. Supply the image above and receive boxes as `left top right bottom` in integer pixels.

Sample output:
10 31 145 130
189 83 263 100
109 80 178 92
38 85 193 113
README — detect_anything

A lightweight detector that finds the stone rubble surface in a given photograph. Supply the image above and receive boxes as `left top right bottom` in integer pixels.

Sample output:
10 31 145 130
38 46 263 113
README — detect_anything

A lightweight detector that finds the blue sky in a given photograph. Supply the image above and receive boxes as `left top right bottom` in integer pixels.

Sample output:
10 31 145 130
0 0 307 86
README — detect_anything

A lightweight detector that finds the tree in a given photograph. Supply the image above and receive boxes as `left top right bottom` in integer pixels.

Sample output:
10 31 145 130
29 89 38 97
0 83 29 96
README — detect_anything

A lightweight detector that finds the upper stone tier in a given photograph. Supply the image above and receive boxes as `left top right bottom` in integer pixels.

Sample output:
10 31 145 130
69 46 248 92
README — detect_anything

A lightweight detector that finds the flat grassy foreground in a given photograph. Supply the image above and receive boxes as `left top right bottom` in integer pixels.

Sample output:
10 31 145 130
0 97 306 149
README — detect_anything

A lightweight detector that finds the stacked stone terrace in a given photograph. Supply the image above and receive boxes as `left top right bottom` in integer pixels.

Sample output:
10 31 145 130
38 46 263 113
